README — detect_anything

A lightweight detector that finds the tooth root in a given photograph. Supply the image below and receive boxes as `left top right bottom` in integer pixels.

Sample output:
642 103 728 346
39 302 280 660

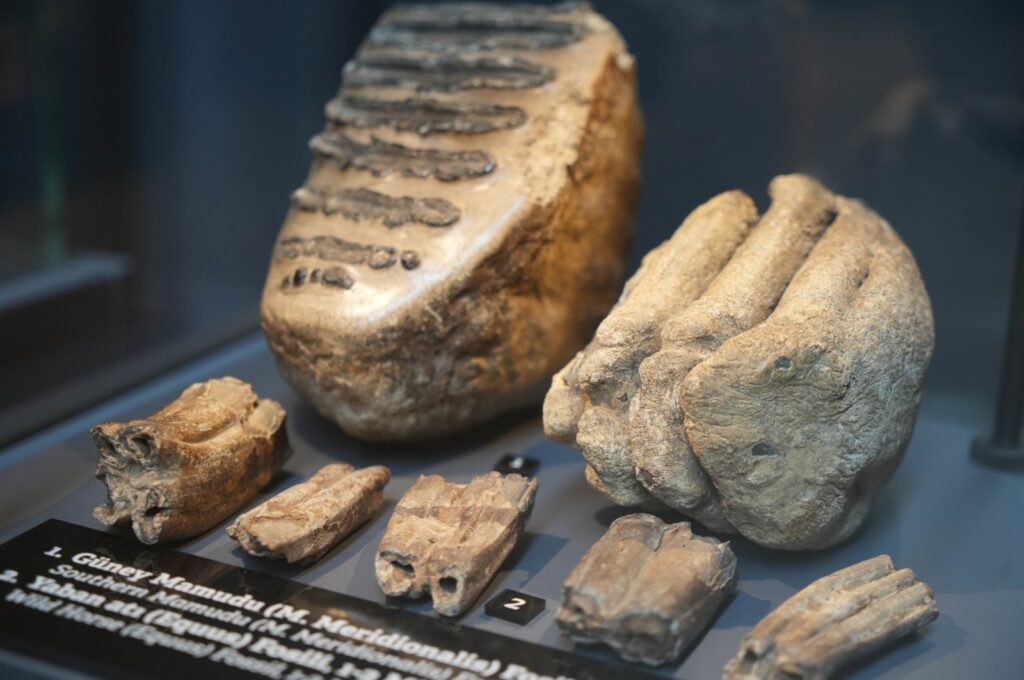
724 556 937 680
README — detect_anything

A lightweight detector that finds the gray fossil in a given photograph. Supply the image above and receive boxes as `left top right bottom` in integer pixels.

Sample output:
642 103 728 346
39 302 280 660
545 175 934 550
724 555 938 679
557 513 737 665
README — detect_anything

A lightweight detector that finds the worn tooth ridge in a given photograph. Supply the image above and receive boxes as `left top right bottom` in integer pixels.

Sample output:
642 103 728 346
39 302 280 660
371 2 588 51
344 54 554 92
292 186 460 228
557 513 737 666
723 555 938 680
327 95 527 135
310 131 495 181
276 234 403 271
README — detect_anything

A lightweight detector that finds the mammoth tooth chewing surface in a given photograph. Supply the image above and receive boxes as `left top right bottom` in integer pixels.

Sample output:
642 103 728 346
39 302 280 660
557 513 737 666
375 472 537 617
544 174 934 550
723 555 938 680
91 377 291 544
261 2 642 441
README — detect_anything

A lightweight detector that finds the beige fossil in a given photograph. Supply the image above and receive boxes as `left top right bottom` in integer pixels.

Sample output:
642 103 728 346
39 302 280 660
227 463 390 564
375 471 537 617
545 174 934 550
261 2 642 441
91 377 290 544
724 555 938 679
557 513 737 665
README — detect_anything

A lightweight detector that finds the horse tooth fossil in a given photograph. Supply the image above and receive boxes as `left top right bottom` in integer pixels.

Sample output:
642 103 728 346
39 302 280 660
91 377 290 544
227 463 390 564
723 555 938 680
557 513 737 665
375 472 537 617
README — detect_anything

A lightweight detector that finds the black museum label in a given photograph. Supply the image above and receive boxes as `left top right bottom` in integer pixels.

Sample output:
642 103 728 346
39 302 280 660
0 520 657 680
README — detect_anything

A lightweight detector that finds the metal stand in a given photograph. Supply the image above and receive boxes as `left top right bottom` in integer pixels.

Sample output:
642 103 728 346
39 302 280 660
972 196 1024 468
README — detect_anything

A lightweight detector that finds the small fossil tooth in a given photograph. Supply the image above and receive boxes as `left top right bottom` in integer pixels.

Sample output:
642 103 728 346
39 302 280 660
227 463 390 564
557 513 737 665
375 471 537 617
723 555 938 680
91 377 291 544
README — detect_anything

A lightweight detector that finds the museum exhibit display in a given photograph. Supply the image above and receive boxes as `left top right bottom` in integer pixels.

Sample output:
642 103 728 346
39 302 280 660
723 555 938 680
545 174 934 550
260 1 643 442
1 1 1021 679
227 462 390 564
556 513 737 665
375 471 538 617
90 377 290 544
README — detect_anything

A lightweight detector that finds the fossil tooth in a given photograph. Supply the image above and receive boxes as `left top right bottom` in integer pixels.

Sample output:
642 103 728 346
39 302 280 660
557 513 737 665
227 463 390 564
91 377 290 544
723 555 938 680
544 175 933 549
375 472 537 617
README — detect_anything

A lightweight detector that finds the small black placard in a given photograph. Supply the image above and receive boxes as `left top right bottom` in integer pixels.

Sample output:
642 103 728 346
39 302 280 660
494 454 539 477
484 589 546 626
0 520 660 680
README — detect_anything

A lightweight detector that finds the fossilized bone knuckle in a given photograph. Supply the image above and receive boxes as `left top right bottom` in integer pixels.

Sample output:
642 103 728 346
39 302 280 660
724 555 937 680
261 2 641 441
375 472 536 616
558 513 736 665
91 377 291 544
544 175 933 550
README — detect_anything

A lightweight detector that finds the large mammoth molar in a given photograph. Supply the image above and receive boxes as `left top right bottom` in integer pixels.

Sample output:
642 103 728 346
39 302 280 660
544 174 934 550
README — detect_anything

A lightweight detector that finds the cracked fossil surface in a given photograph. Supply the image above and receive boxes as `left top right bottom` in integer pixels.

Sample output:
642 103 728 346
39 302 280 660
545 175 934 550
227 463 390 564
724 555 938 679
557 513 737 665
261 2 642 441
91 377 291 544
375 471 537 617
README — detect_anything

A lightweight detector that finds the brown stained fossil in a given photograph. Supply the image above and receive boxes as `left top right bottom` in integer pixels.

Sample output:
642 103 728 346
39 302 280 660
545 174 934 550
227 463 390 564
723 555 938 680
557 513 737 665
326 95 526 136
370 2 588 51
375 472 537 617
291 186 460 228
264 2 641 441
310 132 495 182
91 377 290 544
344 54 554 92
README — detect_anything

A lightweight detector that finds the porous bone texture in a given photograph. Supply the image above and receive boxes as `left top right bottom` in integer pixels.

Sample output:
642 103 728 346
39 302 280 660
723 555 938 679
227 463 390 564
375 471 537 617
544 175 934 549
91 377 290 544
261 2 642 441
557 513 737 665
